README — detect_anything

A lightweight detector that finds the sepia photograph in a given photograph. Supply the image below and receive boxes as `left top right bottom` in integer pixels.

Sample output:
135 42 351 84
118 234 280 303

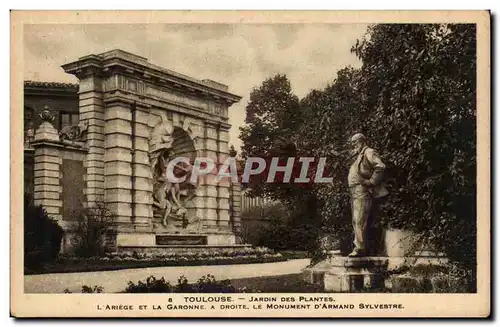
10 10 490 318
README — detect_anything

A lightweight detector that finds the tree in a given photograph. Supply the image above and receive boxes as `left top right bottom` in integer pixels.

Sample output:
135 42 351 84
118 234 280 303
239 74 302 200
240 25 477 276
298 24 476 276
239 74 321 250
351 24 476 270
299 67 367 252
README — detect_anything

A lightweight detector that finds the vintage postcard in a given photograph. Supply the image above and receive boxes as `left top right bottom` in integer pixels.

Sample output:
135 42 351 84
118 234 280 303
11 10 490 318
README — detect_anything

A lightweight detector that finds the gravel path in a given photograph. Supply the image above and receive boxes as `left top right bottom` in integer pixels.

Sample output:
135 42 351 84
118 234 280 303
24 259 310 293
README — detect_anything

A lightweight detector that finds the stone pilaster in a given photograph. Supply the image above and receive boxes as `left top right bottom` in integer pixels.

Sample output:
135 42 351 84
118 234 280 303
132 103 154 230
32 116 62 220
78 75 105 205
231 178 243 242
103 98 133 228
197 122 221 230
216 125 232 230
103 97 153 231
193 122 234 235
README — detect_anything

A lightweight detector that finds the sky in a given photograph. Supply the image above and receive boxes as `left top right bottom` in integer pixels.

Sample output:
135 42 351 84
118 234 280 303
24 23 368 150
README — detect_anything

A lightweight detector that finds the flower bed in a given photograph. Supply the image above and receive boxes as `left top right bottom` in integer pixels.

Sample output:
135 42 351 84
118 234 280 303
25 247 309 275
105 246 276 261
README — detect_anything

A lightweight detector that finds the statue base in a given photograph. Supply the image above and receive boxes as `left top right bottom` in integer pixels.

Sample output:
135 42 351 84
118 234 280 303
114 231 243 254
302 256 388 292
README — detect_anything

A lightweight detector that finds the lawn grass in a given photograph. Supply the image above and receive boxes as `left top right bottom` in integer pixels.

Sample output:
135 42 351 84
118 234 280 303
230 273 324 293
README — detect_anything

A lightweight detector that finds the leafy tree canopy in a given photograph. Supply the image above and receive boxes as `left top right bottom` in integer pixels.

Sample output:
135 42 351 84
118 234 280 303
240 24 476 269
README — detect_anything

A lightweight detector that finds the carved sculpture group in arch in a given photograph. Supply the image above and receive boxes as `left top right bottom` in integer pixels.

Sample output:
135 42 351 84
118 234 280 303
148 113 199 230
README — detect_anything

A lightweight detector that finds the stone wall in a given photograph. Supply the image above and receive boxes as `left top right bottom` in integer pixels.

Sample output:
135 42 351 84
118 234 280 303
60 152 86 220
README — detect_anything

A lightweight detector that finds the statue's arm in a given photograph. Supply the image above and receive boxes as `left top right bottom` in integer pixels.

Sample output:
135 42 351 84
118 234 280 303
366 148 386 186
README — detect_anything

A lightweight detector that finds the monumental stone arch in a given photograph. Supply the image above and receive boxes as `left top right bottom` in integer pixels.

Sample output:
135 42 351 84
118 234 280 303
58 49 243 251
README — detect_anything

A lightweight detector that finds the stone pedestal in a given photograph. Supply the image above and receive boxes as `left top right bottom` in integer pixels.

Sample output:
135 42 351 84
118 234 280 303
302 256 388 292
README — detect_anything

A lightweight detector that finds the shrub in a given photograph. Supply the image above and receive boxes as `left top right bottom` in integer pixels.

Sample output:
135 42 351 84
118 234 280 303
24 193 64 270
193 274 238 293
409 262 475 293
65 275 260 293
241 202 318 251
257 220 319 252
124 274 244 293
63 285 104 293
125 276 174 293
174 275 194 293
73 201 116 257
81 285 104 293
240 206 271 245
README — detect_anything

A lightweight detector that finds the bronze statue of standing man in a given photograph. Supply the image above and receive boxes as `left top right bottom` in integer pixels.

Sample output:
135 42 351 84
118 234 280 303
347 133 388 257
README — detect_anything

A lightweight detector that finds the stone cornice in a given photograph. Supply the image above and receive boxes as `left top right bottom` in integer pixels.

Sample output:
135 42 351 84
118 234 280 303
62 49 242 105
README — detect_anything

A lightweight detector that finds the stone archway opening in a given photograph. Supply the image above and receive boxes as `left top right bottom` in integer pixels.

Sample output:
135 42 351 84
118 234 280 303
171 127 196 162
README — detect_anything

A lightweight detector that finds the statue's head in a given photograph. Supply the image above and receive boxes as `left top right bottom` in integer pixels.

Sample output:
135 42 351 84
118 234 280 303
348 133 366 155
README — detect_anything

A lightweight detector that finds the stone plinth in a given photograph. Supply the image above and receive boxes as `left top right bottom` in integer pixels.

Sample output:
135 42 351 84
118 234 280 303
302 256 388 292
114 231 236 249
